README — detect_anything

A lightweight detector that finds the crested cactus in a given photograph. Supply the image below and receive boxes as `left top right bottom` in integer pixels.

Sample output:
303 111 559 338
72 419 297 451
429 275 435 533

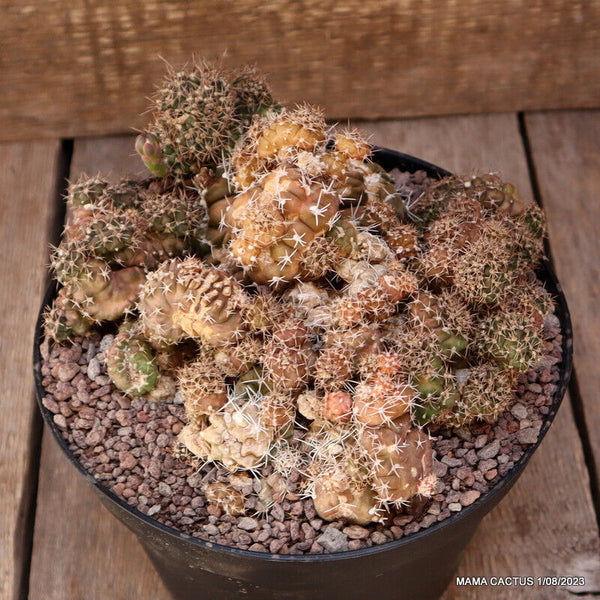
44 61 556 531
138 257 247 346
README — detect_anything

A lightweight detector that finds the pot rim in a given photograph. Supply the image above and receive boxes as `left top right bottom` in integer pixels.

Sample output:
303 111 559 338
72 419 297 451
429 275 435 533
33 148 573 562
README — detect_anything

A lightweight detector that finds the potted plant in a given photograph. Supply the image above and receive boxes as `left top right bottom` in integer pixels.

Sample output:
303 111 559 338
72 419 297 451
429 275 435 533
34 61 572 600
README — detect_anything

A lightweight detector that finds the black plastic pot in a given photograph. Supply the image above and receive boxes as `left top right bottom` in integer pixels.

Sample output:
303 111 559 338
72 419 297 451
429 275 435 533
33 149 573 600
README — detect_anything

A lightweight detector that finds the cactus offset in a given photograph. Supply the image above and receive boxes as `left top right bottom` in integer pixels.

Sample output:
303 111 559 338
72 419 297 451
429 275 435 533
106 321 159 397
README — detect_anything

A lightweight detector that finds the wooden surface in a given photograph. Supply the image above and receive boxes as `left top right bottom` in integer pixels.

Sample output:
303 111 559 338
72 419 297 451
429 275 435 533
3 1 600 142
29 136 170 600
525 112 600 502
0 140 61 600
6 112 599 599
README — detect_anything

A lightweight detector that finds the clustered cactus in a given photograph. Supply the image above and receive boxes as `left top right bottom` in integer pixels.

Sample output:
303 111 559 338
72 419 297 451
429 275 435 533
44 61 553 527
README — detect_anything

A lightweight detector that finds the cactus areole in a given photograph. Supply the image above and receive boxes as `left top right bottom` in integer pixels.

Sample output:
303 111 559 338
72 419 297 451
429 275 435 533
34 62 572 600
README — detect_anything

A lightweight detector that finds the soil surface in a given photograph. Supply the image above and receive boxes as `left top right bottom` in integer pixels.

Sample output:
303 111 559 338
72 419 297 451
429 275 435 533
39 313 563 555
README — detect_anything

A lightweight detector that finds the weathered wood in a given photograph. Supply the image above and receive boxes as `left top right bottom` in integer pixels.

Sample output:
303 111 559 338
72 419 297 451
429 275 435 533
0 140 61 600
29 136 171 600
361 116 600 599
525 110 600 502
2 1 600 142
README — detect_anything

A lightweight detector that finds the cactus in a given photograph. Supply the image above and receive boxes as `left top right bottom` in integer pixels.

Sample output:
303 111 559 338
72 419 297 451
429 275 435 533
44 63 557 530
223 165 341 285
231 105 328 189
43 288 94 341
177 354 228 422
477 311 543 372
311 462 378 525
137 257 247 346
135 133 169 178
106 321 159 397
359 415 436 505
179 400 274 470
137 62 278 180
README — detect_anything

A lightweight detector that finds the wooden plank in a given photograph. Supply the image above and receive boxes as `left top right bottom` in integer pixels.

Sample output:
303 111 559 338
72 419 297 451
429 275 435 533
2 0 600 142
359 115 600 599
0 140 61 600
29 135 171 600
525 110 600 501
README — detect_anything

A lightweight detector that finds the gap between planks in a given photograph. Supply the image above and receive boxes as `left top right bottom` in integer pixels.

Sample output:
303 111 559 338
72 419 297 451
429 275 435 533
29 114 600 599
524 110 600 532
0 139 66 600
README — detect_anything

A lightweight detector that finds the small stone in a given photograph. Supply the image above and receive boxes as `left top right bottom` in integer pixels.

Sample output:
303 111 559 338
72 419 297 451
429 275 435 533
456 466 471 481
289 501 304 517
441 456 463 467
510 403 528 420
238 517 260 531
448 502 462 512
42 396 60 413
203 523 219 535
516 427 540 445
119 451 137 470
147 504 161 516
455 427 473 442
317 527 349 553
459 490 481 506
148 458 162 479
464 449 478 466
99 335 115 354
115 409 132 427
484 469 498 481
269 538 285 553
370 531 388 545
85 426 106 447
343 525 370 540
301 523 316 540
348 539 362 551
156 433 170 448
478 458 498 474
157 482 172 497
474 434 488 449
270 503 285 522
54 363 80 383
87 357 102 381
432 460 448 477
290 520 302 541
477 440 500 460
309 541 323 554
53 414 67 429
248 543 267 552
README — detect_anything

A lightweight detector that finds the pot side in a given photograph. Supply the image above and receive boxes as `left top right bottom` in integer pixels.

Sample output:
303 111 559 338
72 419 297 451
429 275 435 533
33 149 573 600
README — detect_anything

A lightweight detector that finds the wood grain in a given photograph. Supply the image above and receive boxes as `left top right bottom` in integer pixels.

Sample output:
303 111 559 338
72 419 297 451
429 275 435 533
2 0 600 142
0 140 61 600
525 110 600 502
28 136 172 600
363 116 600 599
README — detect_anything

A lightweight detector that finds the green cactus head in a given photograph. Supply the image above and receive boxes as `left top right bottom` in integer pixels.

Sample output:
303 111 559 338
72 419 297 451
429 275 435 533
106 320 159 397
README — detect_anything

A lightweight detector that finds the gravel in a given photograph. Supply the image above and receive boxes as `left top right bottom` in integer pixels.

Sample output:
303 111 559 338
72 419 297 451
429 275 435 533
38 311 563 555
